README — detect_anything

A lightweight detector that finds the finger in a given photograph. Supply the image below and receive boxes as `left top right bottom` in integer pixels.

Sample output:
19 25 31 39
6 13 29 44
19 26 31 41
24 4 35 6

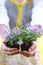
4 47 18 52
28 43 37 51
2 44 18 51
20 49 36 57
20 50 30 57
28 50 36 56
4 50 19 55
28 48 36 56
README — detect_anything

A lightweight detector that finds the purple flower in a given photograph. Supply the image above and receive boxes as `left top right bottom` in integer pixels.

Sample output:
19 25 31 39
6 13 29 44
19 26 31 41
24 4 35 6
12 27 20 34
26 23 31 27
34 25 42 29
7 34 13 40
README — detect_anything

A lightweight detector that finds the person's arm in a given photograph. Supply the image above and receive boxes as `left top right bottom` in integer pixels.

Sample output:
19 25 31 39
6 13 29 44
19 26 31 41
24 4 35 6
20 1 43 57
0 1 19 55
21 1 43 57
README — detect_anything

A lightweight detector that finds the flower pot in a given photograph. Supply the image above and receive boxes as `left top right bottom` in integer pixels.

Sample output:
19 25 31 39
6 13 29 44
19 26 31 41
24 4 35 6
4 41 19 49
21 42 32 51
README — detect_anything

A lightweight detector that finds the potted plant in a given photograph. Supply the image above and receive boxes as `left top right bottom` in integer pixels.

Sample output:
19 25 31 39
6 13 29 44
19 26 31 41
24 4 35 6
4 24 43 51
20 24 43 51
4 27 20 49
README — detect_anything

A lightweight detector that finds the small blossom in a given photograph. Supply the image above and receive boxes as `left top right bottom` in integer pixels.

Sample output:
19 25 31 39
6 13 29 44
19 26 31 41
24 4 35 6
34 25 42 29
26 23 31 27
17 40 23 45
7 34 13 40
12 27 20 34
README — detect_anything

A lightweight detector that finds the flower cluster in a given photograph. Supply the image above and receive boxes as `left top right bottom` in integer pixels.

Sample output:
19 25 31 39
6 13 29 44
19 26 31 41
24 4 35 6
5 24 43 46
5 27 20 46
20 24 43 45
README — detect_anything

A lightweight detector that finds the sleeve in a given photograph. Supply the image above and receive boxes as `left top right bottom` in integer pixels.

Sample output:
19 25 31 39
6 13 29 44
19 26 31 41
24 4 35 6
0 0 9 28
31 1 43 28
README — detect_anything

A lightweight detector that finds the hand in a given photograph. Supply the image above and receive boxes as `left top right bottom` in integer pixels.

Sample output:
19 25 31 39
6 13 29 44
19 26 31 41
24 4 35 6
20 41 37 57
2 43 19 55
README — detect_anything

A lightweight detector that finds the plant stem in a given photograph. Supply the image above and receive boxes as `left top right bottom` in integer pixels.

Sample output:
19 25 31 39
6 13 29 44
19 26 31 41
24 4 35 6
19 45 21 51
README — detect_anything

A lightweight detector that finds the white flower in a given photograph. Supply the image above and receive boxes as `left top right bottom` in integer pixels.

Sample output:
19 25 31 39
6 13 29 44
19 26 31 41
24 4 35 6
17 40 23 45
